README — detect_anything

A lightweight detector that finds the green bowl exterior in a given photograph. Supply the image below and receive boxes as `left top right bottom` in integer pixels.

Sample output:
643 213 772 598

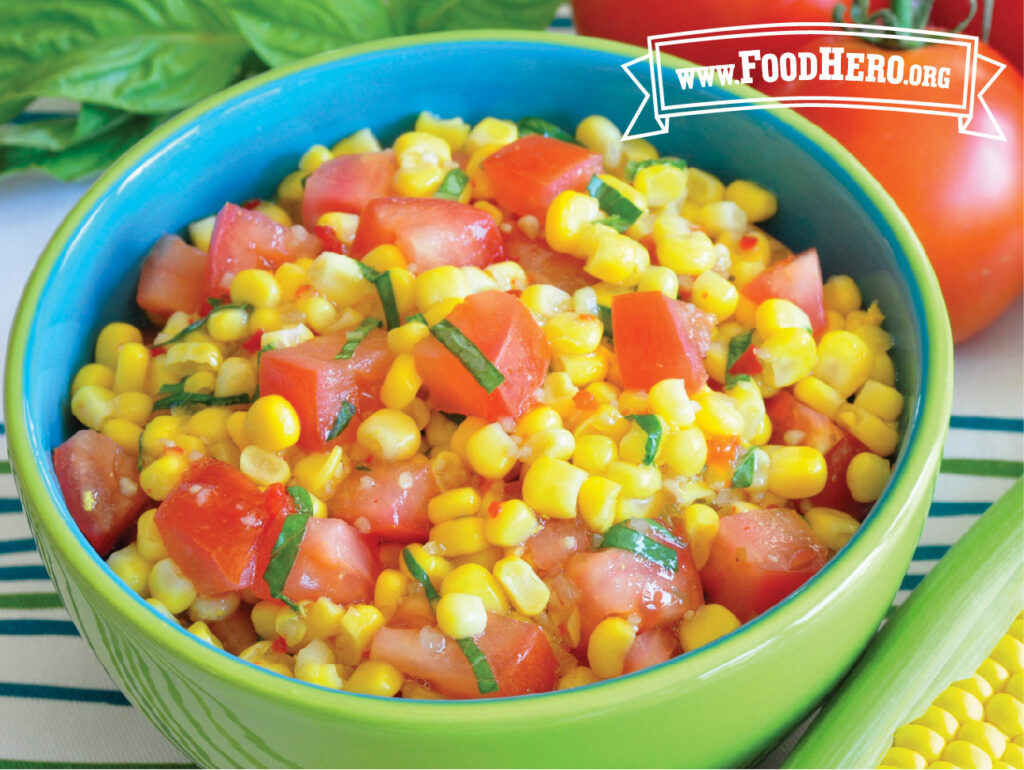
5 31 952 768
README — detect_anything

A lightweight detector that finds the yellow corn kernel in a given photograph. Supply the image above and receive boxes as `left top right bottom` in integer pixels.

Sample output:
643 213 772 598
221 410 248 450
935 686 985 723
576 114 622 168
836 404 901 458
139 453 189 501
588 617 636 679
633 266 678 300
545 190 601 257
514 407 561 438
414 111 470 152
187 214 216 252
436 592 488 640
484 498 540 548
292 296 335 335
186 621 223 649
419 297 460 326
846 452 891 503
992 634 1024 675
493 556 550 616
277 170 307 203
657 229 717 276
604 460 661 499
111 395 153 433
697 200 748 239
465 116 517 153
766 445 828 499
107 544 152 597
376 353 421 412
237 445 290 486
804 506 859 550
815 330 875 398
691 270 739 320
313 211 359 252
892 724 945 764
427 487 479 526
249 601 280 640
347 661 404 697
522 457 588 519
956 672 996 704
131 509 167 563
855 380 904 423
140 414 185 454
332 127 381 155
373 569 409 619
823 274 862 314
913 706 960 743
185 407 230 445
356 408 421 462
520 285 572 322
679 603 741 652
95 323 143 370
148 557 197 614
483 262 527 294
869 350 897 388
577 475 622 534
663 426 708 477
584 229 649 285
414 266 466 311
308 251 374 307
757 328 818 388
209 359 252 400
332 604 386 667
72 363 116 395
572 434 618 475
943 740 994 769
385 323 428 358
244 395 300 452
793 376 845 419
292 663 341 689
544 312 604 357
291 446 346 500
685 167 725 204
978 658 1011 693
113 342 150 394
755 298 813 340
297 597 342 640
440 563 509 614
986 692 1024 739
694 390 746 438
101 416 143 451
430 516 487 558
552 351 608 389
402 545 453 591
621 137 659 165
246 307 282 335
1001 743 1024 768
274 605 309 650
680 503 719 569
725 179 777 222
230 269 281 309
297 143 332 173
71 384 116 430
187 592 240 625
463 422 517 480
204 307 249 344
163 341 222 378
558 666 601 690
881 746 927 769
618 420 659 466
634 163 687 208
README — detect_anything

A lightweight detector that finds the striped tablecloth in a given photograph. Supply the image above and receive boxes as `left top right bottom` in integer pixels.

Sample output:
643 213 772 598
0 40 1020 770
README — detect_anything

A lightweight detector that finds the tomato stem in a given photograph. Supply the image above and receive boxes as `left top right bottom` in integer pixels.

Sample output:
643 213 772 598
833 0 978 48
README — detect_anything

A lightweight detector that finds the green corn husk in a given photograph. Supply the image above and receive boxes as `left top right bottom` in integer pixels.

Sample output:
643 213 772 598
784 477 1024 769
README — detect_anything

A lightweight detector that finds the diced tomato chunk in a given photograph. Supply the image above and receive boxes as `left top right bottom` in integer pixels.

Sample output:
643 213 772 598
136 235 208 320
741 249 827 335
276 517 376 605
370 613 559 698
481 134 603 219
301 150 396 229
808 432 873 520
327 456 438 543
154 459 281 595
623 628 679 675
700 508 829 623
53 429 150 558
563 524 704 646
765 390 844 455
414 291 550 420
258 328 393 450
612 292 713 394
524 518 592 576
502 230 595 294
352 197 503 271
207 203 322 296
728 344 762 377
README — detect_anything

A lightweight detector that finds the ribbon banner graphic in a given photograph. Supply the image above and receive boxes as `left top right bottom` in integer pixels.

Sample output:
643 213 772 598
622 23 1007 141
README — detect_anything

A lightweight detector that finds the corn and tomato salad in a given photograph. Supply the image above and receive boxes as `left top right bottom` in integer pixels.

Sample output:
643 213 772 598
54 111 904 700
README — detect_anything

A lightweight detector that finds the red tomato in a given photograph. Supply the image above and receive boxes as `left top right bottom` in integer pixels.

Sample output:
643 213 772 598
808 431 872 520
258 328 393 450
728 344 763 378
273 517 376 606
351 197 504 271
611 291 713 394
765 390 844 455
772 39 1023 342
327 456 438 543
523 518 592 576
623 628 679 675
700 508 828 622
301 150 396 229
931 0 1022 73
206 203 322 296
563 524 704 646
154 458 281 595
481 134 604 219
135 235 207 320
741 249 826 335
52 429 149 557
370 613 559 698
414 291 551 420
502 230 595 294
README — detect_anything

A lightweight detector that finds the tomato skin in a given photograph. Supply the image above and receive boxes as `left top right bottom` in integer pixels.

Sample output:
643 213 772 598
931 0 1022 73
277 517 376 606
808 432 872 520
301 150 396 229
351 197 504 271
611 291 713 394
772 39 1023 342
481 134 604 220
765 390 844 455
741 249 826 335
53 429 150 557
700 508 829 622
623 628 679 675
414 291 551 420
207 203 322 296
154 458 280 595
523 517 592 576
370 613 559 698
136 235 207 320
258 328 392 450
327 456 438 543
502 230 595 294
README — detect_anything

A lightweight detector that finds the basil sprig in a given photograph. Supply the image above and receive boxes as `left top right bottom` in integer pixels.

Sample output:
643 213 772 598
516 116 576 144
624 157 687 182
262 486 314 612
357 262 400 330
430 319 505 393
725 329 756 389
151 302 253 348
599 523 678 573
335 318 381 360
626 414 663 466
153 381 251 411
586 174 643 232
433 168 469 201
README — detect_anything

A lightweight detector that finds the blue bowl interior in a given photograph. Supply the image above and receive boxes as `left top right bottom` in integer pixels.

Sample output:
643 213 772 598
25 35 923 608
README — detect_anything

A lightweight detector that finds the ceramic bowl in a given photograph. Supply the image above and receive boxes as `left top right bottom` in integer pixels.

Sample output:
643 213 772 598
5 32 953 768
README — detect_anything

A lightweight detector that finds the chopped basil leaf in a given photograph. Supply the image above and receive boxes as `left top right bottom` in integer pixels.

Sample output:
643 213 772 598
731 448 759 489
262 489 313 612
335 318 381 359
151 302 253 348
725 328 755 389
599 523 678 573
207 297 226 309
402 547 440 605
325 400 356 441
586 174 643 230
252 344 271 400
433 168 469 201
430 319 505 393
405 313 428 326
639 518 686 547
624 157 687 182
136 429 144 472
598 305 613 339
354 464 371 472
626 414 663 465
153 381 251 411
594 214 634 233
357 261 383 282
374 269 401 330
456 636 499 694
440 411 466 425
516 116 576 144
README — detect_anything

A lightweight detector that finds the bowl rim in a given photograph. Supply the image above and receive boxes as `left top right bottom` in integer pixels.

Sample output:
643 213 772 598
4 29 953 726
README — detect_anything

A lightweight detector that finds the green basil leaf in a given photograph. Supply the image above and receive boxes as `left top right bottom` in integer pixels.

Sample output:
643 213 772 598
262 491 313 612
373 269 401 330
354 464 371 472
152 380 251 411
456 637 499 695
433 168 469 201
731 448 760 489
625 414 663 465
598 305 613 339
136 428 145 473
430 319 505 393
335 318 381 359
725 328 755 389
516 116 575 144
405 313 428 326
220 0 392 68
151 302 253 347
594 214 634 233
0 105 129 151
252 344 271 401
402 547 440 605
624 157 687 182
599 523 678 573
287 486 314 517
586 175 643 230
393 0 561 33
440 411 466 425
326 400 356 441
